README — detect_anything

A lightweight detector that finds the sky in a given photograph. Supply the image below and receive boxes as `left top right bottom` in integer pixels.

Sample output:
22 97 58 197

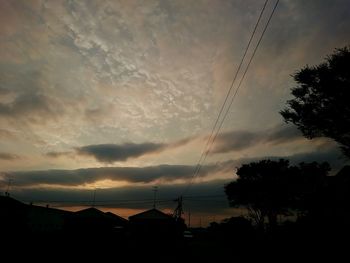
0 0 350 226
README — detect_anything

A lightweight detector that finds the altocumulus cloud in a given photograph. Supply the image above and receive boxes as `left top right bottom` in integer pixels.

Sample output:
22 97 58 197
0 129 17 140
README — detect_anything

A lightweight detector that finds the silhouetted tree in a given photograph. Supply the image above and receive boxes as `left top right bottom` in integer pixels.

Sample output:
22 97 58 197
289 162 330 217
281 46 350 157
297 164 350 227
225 159 293 229
225 160 331 229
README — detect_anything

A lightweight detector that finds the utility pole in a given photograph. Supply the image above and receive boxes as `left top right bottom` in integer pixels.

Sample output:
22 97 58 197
152 186 158 209
173 196 184 221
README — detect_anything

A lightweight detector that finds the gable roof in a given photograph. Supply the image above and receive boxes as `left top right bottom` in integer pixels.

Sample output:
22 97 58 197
0 196 69 215
75 207 106 217
105 211 128 223
129 208 173 221
0 196 25 209
75 207 127 224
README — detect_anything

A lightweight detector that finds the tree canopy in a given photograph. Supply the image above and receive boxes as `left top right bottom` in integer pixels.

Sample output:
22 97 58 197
280 46 350 157
224 159 330 229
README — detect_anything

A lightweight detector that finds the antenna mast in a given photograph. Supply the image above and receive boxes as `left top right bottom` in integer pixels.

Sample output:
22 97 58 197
152 186 158 209
92 188 96 207
5 178 12 196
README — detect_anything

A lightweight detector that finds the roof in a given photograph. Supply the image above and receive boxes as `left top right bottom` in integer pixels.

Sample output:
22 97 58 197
27 205 72 216
75 207 106 217
0 196 68 214
0 196 25 209
75 207 127 224
129 208 173 221
105 211 128 223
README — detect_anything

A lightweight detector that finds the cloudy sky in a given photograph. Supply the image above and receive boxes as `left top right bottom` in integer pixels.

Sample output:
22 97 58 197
0 0 349 225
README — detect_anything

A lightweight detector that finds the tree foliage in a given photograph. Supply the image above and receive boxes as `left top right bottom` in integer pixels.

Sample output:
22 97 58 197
225 159 292 229
280 46 350 157
224 159 330 229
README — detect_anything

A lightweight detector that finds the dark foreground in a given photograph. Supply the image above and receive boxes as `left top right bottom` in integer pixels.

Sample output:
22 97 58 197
1 195 349 262
2 224 348 262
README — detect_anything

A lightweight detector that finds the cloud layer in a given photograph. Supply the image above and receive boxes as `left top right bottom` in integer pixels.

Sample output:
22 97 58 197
0 152 20 160
41 124 343 165
76 143 166 162
45 135 193 163
0 1 349 221
1 0 348 158
2 142 345 189
212 124 304 153
1 162 231 188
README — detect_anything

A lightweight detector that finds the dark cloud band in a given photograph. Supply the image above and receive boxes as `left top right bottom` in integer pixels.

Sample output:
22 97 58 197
47 136 194 163
45 125 303 163
0 152 20 160
212 125 304 154
4 143 345 189
76 143 166 162
1 162 230 188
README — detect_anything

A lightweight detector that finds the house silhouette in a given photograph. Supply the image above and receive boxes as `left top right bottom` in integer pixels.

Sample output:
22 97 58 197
128 208 185 240
66 207 128 233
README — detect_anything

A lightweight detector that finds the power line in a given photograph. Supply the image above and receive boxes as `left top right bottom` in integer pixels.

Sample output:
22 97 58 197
19 200 147 208
183 0 279 196
194 0 280 187
190 0 280 185
207 0 280 158
183 194 226 199
189 0 269 194
16 194 225 205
